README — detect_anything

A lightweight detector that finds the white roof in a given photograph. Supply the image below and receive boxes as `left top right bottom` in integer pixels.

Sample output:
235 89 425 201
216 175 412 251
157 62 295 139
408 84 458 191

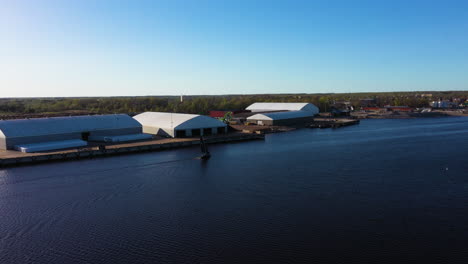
246 102 319 112
0 114 140 138
133 112 227 130
247 111 315 121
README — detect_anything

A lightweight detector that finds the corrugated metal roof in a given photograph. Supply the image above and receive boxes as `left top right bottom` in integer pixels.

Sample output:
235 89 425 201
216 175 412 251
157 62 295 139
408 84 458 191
246 102 319 113
133 112 227 130
247 111 315 121
0 114 141 138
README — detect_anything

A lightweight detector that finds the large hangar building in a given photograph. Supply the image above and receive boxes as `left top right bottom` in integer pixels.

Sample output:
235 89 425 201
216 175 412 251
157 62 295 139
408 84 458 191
246 102 319 114
0 114 149 152
245 102 319 126
133 112 227 138
246 111 316 126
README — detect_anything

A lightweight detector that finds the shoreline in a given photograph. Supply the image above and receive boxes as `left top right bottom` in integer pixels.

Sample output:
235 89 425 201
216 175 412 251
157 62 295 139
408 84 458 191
350 110 468 119
1 114 466 168
0 133 264 168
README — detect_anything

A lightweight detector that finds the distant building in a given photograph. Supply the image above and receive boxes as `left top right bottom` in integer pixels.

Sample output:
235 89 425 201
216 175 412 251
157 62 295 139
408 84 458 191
246 102 319 114
133 112 227 138
246 111 315 126
362 107 384 112
331 108 351 116
209 110 249 118
386 106 413 112
430 100 453 109
244 102 319 126
360 99 377 107
0 114 146 152
331 101 353 116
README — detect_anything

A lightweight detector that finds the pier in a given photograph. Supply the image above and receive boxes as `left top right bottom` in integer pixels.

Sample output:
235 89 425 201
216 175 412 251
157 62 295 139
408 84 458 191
0 133 264 167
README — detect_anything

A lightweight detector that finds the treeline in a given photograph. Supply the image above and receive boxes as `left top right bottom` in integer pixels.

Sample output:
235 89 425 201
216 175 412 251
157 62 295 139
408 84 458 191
0 91 466 117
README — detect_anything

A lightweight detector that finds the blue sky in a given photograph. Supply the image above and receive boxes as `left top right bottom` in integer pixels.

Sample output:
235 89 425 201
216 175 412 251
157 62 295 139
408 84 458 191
1 0 467 97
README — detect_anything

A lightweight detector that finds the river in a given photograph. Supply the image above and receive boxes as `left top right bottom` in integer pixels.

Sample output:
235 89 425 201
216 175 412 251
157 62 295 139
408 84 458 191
1 117 468 263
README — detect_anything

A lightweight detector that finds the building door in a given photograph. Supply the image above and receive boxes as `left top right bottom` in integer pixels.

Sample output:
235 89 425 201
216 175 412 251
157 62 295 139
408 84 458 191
175 130 186 138
192 129 201 137
203 128 211 136
81 132 90 141
217 127 226 134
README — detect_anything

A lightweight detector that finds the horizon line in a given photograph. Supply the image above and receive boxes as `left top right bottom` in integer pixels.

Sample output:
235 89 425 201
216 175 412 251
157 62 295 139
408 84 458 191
1 90 467 99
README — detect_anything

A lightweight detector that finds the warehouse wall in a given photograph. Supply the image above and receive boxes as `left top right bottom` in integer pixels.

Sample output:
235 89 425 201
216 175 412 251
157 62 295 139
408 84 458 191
249 116 314 126
142 125 227 138
0 138 7 150
3 132 82 150
2 127 143 150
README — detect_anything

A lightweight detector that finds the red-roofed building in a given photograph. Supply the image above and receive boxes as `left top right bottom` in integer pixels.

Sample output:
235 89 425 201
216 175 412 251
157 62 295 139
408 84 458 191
209 110 249 118
386 106 413 112
362 107 384 112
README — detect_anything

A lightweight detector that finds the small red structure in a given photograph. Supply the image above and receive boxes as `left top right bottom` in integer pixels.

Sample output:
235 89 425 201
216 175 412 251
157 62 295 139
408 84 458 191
386 106 413 112
209 110 249 118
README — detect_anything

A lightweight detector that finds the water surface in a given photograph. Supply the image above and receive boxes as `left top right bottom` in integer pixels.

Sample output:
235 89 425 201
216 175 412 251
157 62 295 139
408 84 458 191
1 117 468 263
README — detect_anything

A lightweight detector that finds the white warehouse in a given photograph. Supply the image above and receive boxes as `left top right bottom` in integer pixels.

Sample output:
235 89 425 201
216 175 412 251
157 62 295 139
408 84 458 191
247 111 316 126
246 102 319 114
133 112 228 138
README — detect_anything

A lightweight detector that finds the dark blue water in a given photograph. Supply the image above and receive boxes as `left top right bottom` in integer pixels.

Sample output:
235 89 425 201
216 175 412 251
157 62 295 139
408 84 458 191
1 117 467 263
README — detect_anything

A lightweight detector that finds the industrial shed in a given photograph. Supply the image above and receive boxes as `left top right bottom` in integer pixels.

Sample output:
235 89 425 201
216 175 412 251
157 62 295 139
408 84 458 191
246 111 315 126
133 112 228 138
246 102 319 114
0 114 146 152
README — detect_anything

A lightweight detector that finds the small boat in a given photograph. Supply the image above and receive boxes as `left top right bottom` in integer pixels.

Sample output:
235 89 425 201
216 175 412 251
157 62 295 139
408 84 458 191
200 151 211 160
199 136 211 160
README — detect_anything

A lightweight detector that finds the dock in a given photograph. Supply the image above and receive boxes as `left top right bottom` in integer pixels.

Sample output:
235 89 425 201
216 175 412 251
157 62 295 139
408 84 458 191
0 133 264 167
309 118 360 129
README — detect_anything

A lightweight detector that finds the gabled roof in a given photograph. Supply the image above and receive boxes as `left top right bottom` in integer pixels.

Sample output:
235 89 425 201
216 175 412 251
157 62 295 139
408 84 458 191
133 112 227 130
0 114 140 138
247 111 315 121
246 102 319 113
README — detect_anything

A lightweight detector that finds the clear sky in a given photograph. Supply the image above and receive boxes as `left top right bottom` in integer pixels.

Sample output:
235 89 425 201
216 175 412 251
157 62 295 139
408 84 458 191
1 0 468 97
